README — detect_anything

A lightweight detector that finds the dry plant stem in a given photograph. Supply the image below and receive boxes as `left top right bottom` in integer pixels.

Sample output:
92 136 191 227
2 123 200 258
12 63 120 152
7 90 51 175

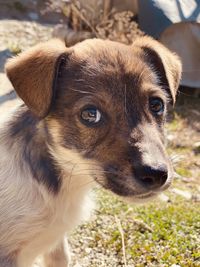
115 215 127 267
103 0 112 20
71 3 100 37
131 219 153 232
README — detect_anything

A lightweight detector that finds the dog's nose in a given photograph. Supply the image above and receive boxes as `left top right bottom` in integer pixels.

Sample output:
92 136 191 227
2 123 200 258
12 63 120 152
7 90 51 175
134 164 168 190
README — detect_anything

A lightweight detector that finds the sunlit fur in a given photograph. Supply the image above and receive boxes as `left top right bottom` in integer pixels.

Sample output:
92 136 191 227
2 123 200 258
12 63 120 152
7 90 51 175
0 37 181 266
0 106 96 267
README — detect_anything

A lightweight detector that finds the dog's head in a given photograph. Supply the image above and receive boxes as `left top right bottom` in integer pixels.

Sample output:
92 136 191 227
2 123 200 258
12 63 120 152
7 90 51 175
6 37 181 201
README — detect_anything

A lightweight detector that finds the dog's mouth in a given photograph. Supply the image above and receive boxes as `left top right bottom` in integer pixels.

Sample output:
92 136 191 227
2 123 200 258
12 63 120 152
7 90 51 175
124 181 172 203
94 170 172 200
131 176 173 201
134 191 158 199
94 161 174 200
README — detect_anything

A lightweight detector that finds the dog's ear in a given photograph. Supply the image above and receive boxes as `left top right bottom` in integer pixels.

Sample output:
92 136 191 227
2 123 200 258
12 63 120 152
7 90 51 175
133 36 182 104
6 39 69 118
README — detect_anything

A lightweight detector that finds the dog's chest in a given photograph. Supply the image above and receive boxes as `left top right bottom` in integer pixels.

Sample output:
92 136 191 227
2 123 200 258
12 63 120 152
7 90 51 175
18 185 93 267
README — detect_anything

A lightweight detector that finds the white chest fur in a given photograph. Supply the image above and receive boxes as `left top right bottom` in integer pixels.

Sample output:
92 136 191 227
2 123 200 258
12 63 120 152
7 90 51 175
0 136 95 267
0 107 98 266
17 179 94 267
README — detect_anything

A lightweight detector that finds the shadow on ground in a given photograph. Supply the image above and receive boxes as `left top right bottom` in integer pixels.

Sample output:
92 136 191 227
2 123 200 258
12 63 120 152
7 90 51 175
0 49 12 72
0 90 16 105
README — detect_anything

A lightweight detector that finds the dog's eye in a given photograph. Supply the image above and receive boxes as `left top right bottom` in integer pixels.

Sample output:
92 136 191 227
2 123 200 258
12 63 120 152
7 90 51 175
80 106 102 126
149 97 164 115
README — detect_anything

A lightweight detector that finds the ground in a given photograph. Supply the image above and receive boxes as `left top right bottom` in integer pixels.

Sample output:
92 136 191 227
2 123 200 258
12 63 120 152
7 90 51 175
0 20 199 267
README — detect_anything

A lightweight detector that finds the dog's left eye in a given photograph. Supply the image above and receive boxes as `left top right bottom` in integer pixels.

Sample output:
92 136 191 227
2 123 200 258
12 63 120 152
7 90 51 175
149 97 164 115
80 106 102 126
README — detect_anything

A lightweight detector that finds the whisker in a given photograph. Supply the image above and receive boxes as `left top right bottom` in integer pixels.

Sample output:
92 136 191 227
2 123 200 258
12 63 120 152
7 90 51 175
70 176 106 190
65 162 101 167
69 88 96 96
69 88 91 94
70 170 130 181
67 163 77 194
71 169 138 187
72 169 114 175
124 84 127 116
138 68 148 84
76 180 98 189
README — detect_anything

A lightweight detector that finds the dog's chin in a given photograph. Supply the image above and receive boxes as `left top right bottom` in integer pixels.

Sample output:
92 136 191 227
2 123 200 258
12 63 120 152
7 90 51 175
123 180 173 204
95 174 172 203
126 191 159 204
107 182 172 204
102 183 160 203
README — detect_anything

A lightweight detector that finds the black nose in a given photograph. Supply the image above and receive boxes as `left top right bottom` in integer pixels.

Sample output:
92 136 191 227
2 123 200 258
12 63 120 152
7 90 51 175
134 164 168 190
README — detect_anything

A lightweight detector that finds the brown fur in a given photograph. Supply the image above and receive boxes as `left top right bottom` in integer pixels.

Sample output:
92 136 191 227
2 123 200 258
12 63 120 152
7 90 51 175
0 37 182 266
6 40 68 118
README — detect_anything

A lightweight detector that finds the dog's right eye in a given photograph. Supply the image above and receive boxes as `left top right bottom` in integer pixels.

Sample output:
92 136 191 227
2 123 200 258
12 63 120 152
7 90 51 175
149 97 165 116
80 106 102 127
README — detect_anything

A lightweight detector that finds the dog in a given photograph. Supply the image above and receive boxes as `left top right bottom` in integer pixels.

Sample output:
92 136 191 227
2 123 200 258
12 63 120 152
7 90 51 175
0 36 181 267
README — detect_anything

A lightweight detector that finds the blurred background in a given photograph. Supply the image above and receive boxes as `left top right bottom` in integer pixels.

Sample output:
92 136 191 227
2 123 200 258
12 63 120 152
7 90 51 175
0 1 199 266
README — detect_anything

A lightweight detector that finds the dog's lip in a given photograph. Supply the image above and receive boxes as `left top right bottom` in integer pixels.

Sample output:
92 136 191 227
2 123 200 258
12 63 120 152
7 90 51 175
134 176 173 199
154 175 173 192
95 172 173 198
134 191 158 199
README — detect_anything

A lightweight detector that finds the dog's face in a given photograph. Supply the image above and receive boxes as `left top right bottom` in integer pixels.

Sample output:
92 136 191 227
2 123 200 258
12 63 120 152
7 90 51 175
6 38 181 201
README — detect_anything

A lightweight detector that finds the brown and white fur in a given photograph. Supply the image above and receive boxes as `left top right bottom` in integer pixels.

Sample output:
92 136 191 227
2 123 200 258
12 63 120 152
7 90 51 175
0 37 181 267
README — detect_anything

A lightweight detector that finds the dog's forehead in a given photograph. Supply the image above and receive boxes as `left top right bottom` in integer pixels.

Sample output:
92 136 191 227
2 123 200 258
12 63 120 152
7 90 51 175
73 39 143 70
66 39 157 100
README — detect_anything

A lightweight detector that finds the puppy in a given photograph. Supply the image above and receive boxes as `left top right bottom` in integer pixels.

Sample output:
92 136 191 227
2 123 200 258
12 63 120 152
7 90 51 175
0 37 181 267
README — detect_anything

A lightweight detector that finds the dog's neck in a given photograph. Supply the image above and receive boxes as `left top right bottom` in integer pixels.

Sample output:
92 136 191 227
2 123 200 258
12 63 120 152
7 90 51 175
0 105 95 242
1 104 97 202
3 105 62 193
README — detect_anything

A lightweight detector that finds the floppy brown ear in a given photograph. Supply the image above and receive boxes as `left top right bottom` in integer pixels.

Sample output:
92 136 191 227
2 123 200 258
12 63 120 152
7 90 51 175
133 36 182 104
6 39 69 118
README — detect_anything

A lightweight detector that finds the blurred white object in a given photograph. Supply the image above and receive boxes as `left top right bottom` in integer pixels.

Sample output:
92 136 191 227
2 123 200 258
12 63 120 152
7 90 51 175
159 193 170 202
171 188 192 200
160 22 200 88
154 0 200 22
138 0 200 88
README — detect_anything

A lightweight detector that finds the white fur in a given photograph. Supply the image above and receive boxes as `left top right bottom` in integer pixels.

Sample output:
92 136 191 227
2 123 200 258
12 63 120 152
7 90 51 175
0 106 98 267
